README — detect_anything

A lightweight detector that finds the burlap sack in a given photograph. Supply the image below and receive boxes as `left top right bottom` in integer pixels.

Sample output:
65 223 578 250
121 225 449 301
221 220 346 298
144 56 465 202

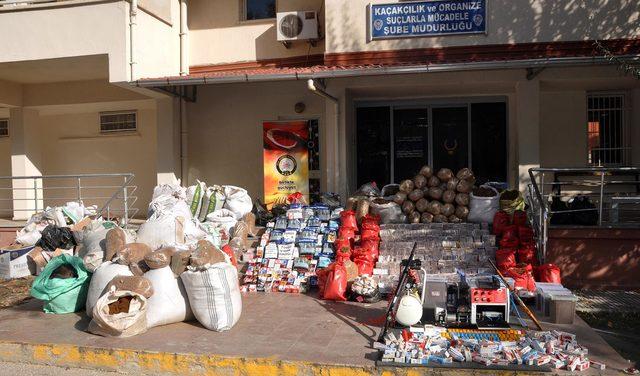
144 247 177 269
129 261 151 276
170 249 192 277
106 275 154 298
105 228 127 262
189 240 227 269
116 243 153 266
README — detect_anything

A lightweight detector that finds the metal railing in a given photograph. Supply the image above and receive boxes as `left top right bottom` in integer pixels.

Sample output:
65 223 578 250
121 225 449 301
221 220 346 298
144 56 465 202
0 0 61 6
527 167 640 261
0 173 138 227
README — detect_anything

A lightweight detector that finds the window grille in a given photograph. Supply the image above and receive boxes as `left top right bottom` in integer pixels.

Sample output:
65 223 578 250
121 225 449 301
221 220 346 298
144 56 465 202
587 94 629 166
0 119 8 137
100 111 137 133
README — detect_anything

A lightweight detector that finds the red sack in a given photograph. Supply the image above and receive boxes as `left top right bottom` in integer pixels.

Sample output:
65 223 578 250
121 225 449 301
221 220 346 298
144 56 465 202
517 244 537 265
492 210 511 236
505 266 536 292
537 264 562 284
496 249 516 271
322 260 348 301
338 227 356 242
513 210 528 226
340 210 358 230
360 239 380 261
361 214 380 226
221 244 238 267
518 226 534 244
499 236 519 250
316 265 331 298
334 237 352 254
360 222 380 241
502 225 519 240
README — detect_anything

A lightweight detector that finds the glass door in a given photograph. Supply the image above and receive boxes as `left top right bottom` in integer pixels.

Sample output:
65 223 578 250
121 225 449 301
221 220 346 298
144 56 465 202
431 106 469 173
393 108 429 181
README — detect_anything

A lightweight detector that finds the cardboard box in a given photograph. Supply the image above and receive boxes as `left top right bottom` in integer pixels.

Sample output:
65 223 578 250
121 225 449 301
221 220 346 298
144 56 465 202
0 246 34 279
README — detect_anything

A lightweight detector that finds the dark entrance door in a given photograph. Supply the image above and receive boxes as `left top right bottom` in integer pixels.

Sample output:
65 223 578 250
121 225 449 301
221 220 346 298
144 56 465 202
432 106 469 174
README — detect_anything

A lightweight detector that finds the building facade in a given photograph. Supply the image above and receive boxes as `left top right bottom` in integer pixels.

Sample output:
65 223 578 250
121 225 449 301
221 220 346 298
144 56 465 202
0 0 639 218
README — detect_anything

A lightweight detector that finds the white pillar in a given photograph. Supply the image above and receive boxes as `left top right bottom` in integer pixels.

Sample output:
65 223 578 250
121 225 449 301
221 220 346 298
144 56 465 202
155 97 181 185
515 79 541 191
10 108 43 220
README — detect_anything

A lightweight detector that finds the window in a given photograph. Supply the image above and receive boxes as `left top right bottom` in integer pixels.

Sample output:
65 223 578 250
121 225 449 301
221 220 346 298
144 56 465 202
587 94 629 166
243 0 276 21
0 119 7 137
0 119 9 137
100 111 137 133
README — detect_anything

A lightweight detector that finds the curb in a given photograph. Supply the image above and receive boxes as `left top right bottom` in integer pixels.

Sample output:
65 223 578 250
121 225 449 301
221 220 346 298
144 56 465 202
0 341 537 375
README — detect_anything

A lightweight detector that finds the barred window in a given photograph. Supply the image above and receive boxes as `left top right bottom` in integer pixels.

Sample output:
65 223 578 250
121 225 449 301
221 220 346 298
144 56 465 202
100 111 137 133
587 94 629 166
0 119 8 137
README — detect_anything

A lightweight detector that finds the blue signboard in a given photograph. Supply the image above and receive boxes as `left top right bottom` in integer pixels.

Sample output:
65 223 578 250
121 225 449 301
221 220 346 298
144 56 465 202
370 0 487 40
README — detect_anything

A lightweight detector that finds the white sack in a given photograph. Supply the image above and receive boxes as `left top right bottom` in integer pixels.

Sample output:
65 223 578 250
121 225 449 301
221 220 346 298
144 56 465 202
222 186 252 220
180 262 242 331
144 266 193 328
15 223 42 246
61 202 86 224
137 215 185 251
88 287 148 338
205 209 237 235
148 194 192 220
186 181 206 218
467 186 500 224
86 261 134 318
152 181 186 201
79 220 118 272
198 185 226 222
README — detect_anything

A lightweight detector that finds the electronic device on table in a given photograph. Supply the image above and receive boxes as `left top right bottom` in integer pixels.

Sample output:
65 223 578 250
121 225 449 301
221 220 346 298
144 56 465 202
422 274 510 329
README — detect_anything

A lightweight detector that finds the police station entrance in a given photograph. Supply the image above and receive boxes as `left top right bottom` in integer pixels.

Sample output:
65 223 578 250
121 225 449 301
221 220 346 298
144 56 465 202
355 99 508 189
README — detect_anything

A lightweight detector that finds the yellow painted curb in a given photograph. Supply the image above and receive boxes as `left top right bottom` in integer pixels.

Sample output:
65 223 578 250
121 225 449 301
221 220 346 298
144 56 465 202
0 341 543 375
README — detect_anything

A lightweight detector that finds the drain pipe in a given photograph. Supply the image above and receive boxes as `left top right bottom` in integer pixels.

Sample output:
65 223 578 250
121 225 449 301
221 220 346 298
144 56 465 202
180 97 188 184
307 79 341 197
179 0 188 76
129 0 138 82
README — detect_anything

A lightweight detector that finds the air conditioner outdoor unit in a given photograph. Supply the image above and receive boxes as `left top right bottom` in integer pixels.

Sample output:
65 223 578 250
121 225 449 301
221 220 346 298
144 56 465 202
276 11 318 42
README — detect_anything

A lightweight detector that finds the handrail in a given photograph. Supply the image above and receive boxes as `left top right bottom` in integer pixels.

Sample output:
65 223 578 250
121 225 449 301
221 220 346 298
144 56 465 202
528 166 640 261
0 173 138 227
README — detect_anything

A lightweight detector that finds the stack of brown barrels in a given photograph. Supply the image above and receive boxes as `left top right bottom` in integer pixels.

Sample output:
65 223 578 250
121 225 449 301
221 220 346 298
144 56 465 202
393 166 476 223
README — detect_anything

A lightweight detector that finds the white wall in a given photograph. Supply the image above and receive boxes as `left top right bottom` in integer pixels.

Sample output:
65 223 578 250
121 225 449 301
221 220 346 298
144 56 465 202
325 0 640 54
38 100 158 218
188 0 325 66
186 80 325 200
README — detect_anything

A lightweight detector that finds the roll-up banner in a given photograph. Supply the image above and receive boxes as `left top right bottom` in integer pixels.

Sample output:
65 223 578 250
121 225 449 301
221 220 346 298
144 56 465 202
263 121 309 208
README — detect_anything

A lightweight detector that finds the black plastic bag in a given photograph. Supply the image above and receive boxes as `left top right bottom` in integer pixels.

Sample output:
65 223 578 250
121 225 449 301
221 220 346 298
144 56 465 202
568 195 599 226
550 196 572 225
37 225 77 253
253 200 274 227
353 182 381 198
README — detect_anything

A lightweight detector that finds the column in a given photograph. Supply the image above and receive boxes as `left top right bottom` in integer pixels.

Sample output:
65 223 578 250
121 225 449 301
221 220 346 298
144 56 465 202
515 79 541 191
155 97 181 185
10 108 43 220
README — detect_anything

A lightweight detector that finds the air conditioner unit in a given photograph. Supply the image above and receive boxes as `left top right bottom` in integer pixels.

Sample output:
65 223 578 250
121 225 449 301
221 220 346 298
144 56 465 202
276 11 318 42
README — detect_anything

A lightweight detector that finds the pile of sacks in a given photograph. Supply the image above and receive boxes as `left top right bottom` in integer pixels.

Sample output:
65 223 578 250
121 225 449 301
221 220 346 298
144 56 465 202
29 181 251 337
348 167 481 224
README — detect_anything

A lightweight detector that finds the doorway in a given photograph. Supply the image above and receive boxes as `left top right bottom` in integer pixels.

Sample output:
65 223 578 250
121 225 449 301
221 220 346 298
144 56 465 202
355 100 507 189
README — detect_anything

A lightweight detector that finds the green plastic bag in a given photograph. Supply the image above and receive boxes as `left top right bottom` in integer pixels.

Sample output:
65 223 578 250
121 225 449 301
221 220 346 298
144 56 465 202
30 254 91 314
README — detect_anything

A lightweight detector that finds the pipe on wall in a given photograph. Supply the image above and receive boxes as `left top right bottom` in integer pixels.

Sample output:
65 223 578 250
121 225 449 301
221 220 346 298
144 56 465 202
307 79 341 197
129 0 138 82
180 98 188 184
179 0 188 76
